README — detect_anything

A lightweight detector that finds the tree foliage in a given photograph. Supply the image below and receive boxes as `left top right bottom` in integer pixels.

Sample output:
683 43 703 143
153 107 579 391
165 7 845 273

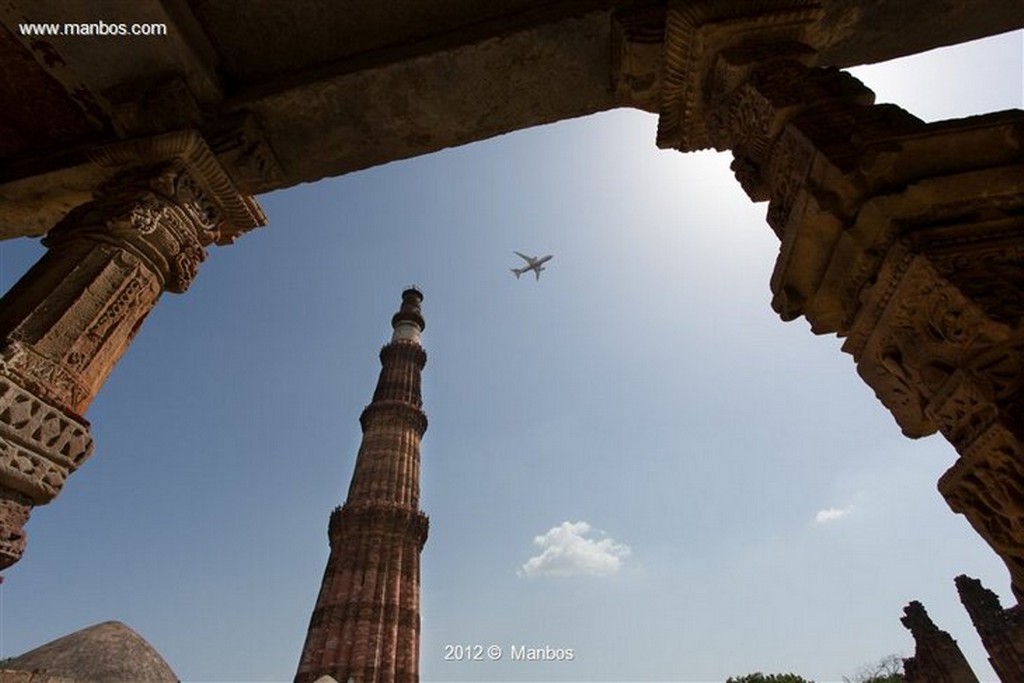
726 673 815 683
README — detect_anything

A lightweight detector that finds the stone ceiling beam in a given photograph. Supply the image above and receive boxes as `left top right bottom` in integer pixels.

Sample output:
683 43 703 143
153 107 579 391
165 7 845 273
0 1 1020 242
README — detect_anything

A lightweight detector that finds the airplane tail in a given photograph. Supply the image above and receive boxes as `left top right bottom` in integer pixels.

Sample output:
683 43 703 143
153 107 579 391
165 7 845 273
510 268 522 279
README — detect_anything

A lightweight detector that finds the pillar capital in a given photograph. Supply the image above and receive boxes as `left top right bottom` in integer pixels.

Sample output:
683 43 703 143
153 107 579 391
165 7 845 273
44 131 266 293
87 130 267 244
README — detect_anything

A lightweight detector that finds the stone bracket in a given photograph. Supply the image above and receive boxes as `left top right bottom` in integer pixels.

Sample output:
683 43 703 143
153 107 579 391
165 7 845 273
776 115 1024 333
657 0 823 151
939 420 1024 597
87 130 267 244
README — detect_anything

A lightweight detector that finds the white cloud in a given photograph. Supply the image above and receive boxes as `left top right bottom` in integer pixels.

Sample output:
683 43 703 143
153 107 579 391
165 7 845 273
518 521 630 578
815 506 853 524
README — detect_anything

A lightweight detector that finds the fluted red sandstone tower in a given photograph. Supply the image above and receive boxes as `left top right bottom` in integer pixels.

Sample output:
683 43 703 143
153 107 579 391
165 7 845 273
295 288 429 683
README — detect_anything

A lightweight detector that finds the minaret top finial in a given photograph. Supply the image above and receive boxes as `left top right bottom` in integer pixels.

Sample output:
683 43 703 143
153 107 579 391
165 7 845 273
391 287 424 343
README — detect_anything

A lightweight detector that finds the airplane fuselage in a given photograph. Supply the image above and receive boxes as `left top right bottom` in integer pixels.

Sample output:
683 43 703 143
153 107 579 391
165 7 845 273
511 252 553 280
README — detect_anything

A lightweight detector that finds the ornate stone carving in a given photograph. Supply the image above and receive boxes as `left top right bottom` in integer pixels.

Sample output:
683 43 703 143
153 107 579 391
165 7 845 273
0 373 93 568
929 374 1000 452
846 237 1019 442
118 197 169 235
88 130 267 245
940 423 1024 600
846 252 957 436
82 263 157 356
657 0 823 152
0 489 31 570
931 236 1024 330
763 123 815 234
705 71 778 153
2 342 91 416
45 176 209 295
0 241 162 416
0 376 93 501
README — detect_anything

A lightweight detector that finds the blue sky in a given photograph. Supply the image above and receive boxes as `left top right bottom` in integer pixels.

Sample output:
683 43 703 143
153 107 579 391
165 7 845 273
1 29 1022 683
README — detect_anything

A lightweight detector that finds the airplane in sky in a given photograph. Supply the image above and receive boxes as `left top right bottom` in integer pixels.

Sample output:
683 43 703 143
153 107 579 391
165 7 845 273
510 251 553 281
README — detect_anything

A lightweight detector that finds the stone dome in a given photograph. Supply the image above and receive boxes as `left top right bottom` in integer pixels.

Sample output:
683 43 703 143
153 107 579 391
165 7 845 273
5 620 178 682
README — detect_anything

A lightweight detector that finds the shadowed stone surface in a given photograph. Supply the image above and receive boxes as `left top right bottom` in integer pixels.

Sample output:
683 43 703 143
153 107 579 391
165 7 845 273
902 601 980 683
956 574 1024 682
2 621 178 683
0 1 1020 237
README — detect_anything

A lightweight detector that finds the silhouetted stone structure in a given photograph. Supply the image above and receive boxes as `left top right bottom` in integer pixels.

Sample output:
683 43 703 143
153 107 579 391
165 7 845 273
956 574 1024 681
901 601 979 683
295 289 429 683
0 620 178 682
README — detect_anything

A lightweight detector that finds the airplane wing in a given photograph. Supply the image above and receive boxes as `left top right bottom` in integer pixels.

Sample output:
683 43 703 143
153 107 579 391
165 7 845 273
514 251 531 263
534 268 542 281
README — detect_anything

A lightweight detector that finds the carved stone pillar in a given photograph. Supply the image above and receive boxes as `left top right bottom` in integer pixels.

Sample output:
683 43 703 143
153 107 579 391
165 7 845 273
956 574 1024 681
901 601 980 683
0 131 265 568
655 0 1024 600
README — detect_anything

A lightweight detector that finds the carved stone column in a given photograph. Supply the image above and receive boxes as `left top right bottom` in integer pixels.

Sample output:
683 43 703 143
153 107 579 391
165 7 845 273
901 601 980 683
956 574 1024 681
654 1 1024 599
0 131 265 568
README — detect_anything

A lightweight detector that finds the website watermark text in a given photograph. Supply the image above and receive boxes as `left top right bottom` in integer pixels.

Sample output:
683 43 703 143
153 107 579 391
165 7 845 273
18 21 168 37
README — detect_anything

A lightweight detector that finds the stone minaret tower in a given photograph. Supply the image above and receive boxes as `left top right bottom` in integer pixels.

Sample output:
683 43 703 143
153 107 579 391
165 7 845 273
295 288 429 683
